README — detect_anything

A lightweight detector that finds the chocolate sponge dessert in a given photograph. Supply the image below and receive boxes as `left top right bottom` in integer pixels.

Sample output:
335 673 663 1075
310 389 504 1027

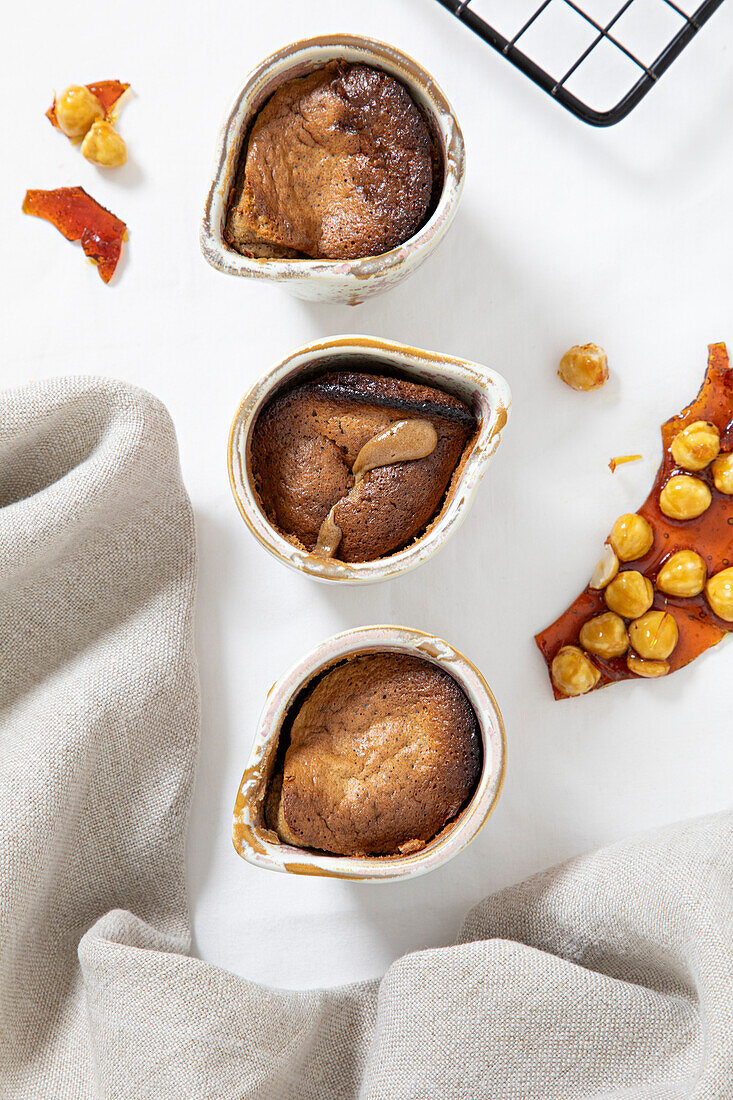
250 371 476 563
225 61 436 261
270 653 482 857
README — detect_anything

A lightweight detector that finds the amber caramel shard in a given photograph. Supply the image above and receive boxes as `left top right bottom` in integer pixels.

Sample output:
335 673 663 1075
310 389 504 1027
46 80 129 129
609 454 642 473
22 187 126 284
537 344 733 699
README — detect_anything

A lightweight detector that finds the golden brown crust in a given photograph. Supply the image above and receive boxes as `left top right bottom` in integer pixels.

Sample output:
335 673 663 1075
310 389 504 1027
250 371 475 562
225 61 435 261
276 654 482 856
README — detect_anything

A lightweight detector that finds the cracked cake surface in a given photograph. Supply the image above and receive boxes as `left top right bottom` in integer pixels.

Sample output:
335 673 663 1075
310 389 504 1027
273 653 482 857
225 61 436 261
249 370 476 563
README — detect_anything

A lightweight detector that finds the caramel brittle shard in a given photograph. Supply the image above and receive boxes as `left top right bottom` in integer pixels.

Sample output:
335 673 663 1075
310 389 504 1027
536 343 733 699
22 187 126 284
609 454 642 473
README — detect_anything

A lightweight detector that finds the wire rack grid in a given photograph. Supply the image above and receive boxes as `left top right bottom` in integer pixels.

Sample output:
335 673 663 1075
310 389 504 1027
435 0 725 125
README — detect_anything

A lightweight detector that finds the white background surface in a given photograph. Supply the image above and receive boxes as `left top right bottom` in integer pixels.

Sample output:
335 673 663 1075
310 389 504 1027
3 0 733 991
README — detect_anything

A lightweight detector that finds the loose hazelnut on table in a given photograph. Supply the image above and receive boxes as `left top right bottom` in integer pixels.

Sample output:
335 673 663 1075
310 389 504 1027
705 567 733 621
551 646 600 696
670 420 720 471
54 84 104 139
579 612 629 658
610 513 654 562
558 344 609 392
81 120 127 167
627 653 670 678
656 550 707 597
604 570 654 619
712 452 733 494
629 610 679 661
589 543 619 590
659 475 712 520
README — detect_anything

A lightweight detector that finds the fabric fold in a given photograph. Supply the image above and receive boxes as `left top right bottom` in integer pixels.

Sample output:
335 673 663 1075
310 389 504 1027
1 378 731 1100
1 378 199 1098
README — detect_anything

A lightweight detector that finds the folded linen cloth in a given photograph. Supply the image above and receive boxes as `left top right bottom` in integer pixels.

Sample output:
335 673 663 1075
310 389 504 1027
1 378 731 1100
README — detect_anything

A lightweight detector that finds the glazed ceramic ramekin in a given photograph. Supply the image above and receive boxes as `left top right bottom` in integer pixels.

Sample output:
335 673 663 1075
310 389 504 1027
232 626 506 881
228 335 511 584
200 35 465 304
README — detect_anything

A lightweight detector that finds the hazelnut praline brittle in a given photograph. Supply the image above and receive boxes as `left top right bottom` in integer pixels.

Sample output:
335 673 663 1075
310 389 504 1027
268 653 482 858
536 343 733 698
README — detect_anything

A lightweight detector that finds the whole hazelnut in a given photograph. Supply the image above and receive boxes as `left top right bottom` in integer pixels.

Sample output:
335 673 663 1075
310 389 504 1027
629 610 679 661
551 646 600 697
705 567 733 621
558 344 609 392
55 84 103 140
610 514 654 562
579 613 629 658
659 475 711 521
670 421 720 472
656 551 706 598
604 570 654 619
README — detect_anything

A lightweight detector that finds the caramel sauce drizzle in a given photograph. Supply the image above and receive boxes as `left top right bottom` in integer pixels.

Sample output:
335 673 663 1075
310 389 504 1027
312 418 438 559
536 343 733 698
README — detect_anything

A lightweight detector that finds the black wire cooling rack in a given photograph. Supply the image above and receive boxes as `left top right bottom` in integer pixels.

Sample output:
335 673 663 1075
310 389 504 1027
435 0 725 125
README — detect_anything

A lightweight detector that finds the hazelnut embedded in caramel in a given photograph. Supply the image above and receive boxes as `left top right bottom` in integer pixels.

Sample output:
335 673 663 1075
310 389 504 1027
609 513 654 562
627 653 670 678
705 567 733 621
670 420 720 471
659 475 712 521
579 613 628 658
551 646 600 696
656 550 707 598
558 344 608 392
629 610 679 661
589 544 619 590
712 452 733 495
604 570 654 619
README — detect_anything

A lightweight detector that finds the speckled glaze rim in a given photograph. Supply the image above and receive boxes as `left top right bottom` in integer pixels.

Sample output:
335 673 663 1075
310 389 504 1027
200 35 465 302
232 626 506 881
228 335 511 584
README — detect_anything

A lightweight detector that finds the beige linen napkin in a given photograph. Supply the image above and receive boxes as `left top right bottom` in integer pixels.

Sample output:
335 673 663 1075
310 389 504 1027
1 378 731 1100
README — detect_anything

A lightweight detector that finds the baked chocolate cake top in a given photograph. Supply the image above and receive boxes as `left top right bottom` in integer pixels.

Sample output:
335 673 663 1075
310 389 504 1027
250 371 476 564
274 653 482 857
225 61 436 261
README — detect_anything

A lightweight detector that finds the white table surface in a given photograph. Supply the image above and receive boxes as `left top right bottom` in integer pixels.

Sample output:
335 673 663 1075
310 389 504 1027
4 0 733 991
